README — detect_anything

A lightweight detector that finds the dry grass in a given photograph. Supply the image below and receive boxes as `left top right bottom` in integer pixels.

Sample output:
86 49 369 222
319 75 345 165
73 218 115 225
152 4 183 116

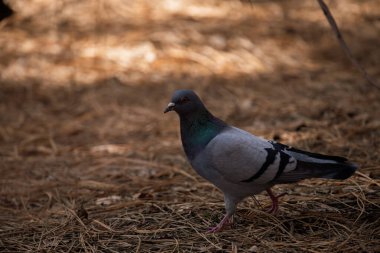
0 0 380 252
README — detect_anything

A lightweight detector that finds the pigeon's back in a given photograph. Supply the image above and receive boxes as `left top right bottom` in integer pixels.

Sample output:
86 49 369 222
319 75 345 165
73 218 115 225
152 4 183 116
191 127 297 196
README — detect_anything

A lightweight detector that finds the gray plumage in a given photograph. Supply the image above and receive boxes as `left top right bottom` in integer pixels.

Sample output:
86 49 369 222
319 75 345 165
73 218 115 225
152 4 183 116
164 89 358 232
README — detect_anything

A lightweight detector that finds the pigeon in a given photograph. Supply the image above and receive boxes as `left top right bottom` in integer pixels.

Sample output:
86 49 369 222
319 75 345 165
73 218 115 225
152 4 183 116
164 89 358 232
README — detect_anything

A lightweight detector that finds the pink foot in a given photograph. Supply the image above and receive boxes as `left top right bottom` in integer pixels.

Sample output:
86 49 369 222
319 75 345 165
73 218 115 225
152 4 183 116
207 214 232 233
266 189 287 214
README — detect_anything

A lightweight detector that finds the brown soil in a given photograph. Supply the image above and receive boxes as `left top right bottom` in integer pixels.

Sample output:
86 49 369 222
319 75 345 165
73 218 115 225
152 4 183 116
0 0 379 252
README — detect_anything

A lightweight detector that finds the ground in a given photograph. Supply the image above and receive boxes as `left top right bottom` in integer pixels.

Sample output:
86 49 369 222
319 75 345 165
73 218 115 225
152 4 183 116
0 0 379 252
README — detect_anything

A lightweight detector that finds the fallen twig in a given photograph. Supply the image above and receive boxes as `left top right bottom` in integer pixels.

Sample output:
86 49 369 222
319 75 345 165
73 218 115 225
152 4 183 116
317 0 380 89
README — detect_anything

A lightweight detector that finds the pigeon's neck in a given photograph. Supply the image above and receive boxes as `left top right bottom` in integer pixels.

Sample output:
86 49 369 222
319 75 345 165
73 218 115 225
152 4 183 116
180 110 226 160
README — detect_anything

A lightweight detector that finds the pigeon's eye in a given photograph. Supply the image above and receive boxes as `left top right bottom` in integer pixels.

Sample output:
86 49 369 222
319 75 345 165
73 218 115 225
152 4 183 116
179 96 190 104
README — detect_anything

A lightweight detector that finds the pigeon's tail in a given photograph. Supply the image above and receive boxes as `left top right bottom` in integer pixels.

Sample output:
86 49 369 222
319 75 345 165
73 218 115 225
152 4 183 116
276 148 358 184
295 160 358 180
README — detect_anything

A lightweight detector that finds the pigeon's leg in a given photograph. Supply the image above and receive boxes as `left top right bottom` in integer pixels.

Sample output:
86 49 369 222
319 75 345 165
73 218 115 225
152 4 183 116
207 194 239 233
266 188 286 214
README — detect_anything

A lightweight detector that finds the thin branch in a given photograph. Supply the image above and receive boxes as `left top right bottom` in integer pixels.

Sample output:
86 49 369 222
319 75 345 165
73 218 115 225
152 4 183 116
317 0 380 89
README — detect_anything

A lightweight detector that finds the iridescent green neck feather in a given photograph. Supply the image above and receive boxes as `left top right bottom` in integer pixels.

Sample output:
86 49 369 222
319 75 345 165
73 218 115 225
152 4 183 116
180 110 227 160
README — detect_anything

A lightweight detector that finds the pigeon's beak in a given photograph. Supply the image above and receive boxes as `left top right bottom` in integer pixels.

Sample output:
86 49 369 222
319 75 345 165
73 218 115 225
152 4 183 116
164 102 175 113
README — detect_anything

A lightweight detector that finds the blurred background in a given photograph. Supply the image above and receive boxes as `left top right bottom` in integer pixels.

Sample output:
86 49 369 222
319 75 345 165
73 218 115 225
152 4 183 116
0 0 379 252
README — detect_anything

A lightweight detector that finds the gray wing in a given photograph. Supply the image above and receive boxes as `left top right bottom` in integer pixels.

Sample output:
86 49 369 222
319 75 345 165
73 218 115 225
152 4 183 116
203 127 297 185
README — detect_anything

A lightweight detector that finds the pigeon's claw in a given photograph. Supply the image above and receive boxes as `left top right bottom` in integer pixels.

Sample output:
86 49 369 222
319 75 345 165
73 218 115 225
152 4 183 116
266 188 287 214
207 214 232 233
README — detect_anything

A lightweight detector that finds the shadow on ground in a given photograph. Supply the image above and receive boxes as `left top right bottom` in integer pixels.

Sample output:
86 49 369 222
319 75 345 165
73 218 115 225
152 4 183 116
0 0 379 252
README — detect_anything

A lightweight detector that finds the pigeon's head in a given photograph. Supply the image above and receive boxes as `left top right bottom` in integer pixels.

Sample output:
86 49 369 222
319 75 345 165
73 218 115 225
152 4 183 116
164 89 205 115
